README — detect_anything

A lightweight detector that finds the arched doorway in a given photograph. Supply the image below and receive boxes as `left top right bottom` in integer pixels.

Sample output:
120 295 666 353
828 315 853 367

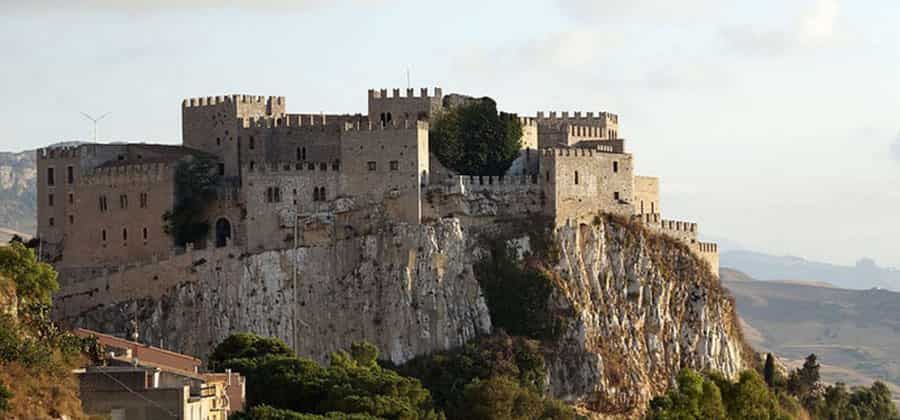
215 218 231 248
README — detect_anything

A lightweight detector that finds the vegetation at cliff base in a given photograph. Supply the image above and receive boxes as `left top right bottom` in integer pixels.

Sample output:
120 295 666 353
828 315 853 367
163 154 221 246
395 332 578 420
647 353 899 420
212 335 442 419
430 97 523 175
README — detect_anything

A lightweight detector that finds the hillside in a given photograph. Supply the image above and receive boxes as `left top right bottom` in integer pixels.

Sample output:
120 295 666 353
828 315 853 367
722 268 900 400
722 250 900 291
0 150 36 235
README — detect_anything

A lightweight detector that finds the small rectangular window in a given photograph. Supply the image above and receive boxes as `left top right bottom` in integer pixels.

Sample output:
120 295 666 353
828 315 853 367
613 161 619 173
101 229 107 241
217 163 225 176
614 192 620 201
143 227 148 240
68 193 74 204
49 217 55 227
68 215 74 224
389 160 399 171
120 194 128 209
67 166 74 184
48 194 54 207
140 193 148 208
367 161 377 171
47 167 55 186
99 195 108 212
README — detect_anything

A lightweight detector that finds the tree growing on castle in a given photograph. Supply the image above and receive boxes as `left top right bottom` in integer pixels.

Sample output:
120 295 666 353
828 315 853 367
163 154 220 247
429 97 522 176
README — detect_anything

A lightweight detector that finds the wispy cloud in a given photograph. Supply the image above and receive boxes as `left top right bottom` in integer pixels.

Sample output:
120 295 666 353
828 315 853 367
1 0 359 14
720 0 841 57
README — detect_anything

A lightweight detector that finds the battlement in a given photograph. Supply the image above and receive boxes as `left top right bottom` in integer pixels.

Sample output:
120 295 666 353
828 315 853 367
565 125 607 137
38 145 83 160
660 219 698 234
182 94 285 108
698 242 718 253
535 111 619 124
445 174 541 195
80 162 175 186
368 87 443 100
542 145 618 156
518 117 537 127
635 213 662 224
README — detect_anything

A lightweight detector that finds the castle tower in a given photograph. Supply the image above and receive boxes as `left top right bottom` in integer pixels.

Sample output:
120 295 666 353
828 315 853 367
367 87 443 125
181 95 286 178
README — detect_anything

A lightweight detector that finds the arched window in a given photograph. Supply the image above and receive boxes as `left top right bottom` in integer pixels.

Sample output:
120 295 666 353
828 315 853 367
215 218 231 248
574 171 579 185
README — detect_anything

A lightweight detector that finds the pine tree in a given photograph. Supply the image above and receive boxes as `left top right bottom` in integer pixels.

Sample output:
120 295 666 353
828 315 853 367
764 353 776 387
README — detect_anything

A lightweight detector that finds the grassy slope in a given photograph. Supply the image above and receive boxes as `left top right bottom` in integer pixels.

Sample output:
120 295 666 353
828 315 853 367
722 268 900 401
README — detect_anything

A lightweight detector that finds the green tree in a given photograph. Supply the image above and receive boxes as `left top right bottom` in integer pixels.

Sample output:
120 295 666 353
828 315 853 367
647 369 726 420
763 353 776 388
429 98 522 175
787 353 820 401
231 405 380 419
163 155 220 246
808 381 900 420
208 332 294 371
0 242 58 304
211 334 442 419
458 376 576 420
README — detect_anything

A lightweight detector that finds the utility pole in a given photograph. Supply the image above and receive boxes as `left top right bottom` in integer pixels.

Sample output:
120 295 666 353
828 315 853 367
80 112 110 142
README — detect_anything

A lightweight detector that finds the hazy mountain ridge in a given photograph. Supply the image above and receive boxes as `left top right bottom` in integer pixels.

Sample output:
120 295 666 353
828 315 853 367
722 250 900 291
722 268 900 400
0 149 36 234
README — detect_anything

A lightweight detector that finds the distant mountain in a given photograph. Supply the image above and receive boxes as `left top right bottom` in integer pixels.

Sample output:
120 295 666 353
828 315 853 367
722 250 900 291
0 149 36 234
723 268 900 401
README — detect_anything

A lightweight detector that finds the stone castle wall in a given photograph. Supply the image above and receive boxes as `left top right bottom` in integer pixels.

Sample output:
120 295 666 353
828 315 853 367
540 147 634 225
367 87 443 123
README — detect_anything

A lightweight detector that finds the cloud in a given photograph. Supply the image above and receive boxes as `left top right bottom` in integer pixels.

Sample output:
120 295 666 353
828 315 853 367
1 0 358 14
555 0 712 22
720 0 841 57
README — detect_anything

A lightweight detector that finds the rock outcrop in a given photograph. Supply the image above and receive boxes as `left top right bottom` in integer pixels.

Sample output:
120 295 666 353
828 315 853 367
56 216 746 417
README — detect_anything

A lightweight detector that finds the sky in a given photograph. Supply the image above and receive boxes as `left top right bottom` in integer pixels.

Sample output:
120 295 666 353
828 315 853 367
2 0 899 268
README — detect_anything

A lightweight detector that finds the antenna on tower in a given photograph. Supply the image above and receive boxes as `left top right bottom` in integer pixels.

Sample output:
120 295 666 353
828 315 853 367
406 67 411 90
80 112 110 143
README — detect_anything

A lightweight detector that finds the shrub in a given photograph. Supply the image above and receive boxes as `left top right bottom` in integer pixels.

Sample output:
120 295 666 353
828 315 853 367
0 242 58 304
429 98 522 176
475 241 563 341
0 382 10 414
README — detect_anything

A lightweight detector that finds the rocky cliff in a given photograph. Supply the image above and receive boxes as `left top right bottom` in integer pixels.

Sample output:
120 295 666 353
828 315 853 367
0 149 36 235
56 216 746 417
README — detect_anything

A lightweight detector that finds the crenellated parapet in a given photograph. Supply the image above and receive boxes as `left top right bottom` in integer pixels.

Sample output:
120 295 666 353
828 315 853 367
368 87 443 100
698 242 718 253
38 145 83 160
238 116 427 131
660 219 698 234
535 111 619 125
542 145 617 156
182 94 285 108
80 162 175 186
243 160 342 175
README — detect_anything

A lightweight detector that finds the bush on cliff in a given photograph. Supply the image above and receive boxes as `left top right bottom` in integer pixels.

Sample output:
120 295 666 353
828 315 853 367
213 336 442 419
474 240 564 341
429 98 522 176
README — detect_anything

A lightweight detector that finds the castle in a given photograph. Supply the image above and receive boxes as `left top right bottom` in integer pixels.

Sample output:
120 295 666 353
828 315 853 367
36 87 718 279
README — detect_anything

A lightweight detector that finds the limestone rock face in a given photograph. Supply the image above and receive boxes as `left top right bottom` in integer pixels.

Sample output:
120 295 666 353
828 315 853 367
59 217 744 417
544 220 744 416
67 219 491 364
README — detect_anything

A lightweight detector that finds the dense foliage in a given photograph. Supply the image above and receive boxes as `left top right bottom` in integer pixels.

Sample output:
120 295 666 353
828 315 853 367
429 98 523 176
395 333 578 420
648 369 794 420
214 335 441 419
163 155 220 246
231 405 380 420
474 241 564 341
0 241 58 304
648 353 900 420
